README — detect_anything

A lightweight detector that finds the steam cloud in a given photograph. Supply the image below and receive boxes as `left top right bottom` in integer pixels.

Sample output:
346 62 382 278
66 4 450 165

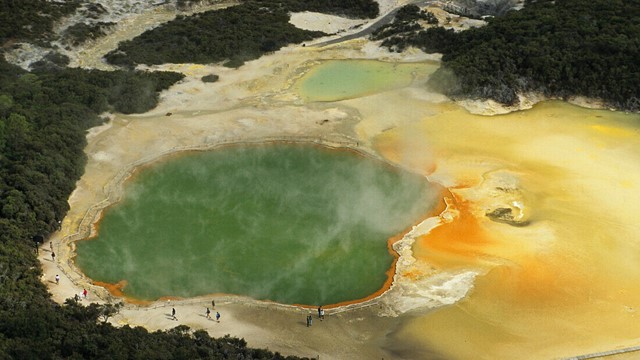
76 144 440 304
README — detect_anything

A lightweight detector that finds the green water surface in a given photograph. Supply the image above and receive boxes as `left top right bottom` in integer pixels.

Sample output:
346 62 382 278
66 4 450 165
76 144 438 305
294 59 439 102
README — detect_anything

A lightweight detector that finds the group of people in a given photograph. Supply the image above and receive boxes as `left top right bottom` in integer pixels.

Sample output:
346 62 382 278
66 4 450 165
52 272 88 301
33 239 53 255
307 306 326 327
171 299 221 323
72 288 88 301
45 242 227 327
43 237 328 333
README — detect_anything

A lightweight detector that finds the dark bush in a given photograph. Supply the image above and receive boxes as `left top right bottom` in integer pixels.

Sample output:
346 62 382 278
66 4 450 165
374 0 640 111
201 74 220 83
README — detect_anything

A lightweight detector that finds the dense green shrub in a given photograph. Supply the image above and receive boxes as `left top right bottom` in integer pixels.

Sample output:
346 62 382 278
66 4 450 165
0 61 184 248
0 0 79 44
251 0 379 19
105 2 326 67
62 21 117 46
373 0 640 111
201 74 220 83
371 5 438 45
105 0 379 67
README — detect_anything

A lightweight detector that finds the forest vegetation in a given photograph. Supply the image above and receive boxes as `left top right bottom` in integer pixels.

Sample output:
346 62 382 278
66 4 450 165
250 0 379 19
0 0 79 45
105 0 379 68
105 2 324 68
62 21 117 47
370 5 438 42
373 0 640 111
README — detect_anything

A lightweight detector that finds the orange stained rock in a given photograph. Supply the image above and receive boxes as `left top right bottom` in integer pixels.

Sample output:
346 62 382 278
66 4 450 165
400 268 425 281
414 196 494 267
94 279 190 305
323 190 448 309
328 228 433 307
94 280 150 305
414 196 586 306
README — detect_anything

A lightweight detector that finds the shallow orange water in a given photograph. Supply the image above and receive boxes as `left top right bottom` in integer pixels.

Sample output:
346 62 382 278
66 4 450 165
369 100 640 359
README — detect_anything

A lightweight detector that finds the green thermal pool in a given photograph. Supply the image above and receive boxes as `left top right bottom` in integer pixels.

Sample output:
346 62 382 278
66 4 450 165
76 144 438 305
294 59 439 102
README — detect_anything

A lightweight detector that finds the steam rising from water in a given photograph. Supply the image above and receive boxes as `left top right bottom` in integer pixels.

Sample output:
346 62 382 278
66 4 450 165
76 144 439 305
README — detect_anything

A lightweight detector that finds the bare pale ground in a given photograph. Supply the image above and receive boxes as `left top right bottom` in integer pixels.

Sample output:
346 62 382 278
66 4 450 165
39 3 640 360
289 0 407 33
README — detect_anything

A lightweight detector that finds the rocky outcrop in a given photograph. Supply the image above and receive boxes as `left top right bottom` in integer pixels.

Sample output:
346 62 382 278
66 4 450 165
486 207 529 227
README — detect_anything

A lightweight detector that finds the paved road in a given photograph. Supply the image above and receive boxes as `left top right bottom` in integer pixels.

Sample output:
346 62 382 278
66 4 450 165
314 0 435 47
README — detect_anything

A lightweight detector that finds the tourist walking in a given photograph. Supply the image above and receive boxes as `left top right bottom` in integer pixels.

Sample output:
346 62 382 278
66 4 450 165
51 251 55 261
82 288 87 298
306 314 313 327
50 241 53 251
172 308 177 320
55 274 60 284
320 307 325 320
215 312 220 322
206 307 211 319
211 299 215 309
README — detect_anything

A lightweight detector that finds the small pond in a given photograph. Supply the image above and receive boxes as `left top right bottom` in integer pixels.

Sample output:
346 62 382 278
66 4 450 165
294 59 439 102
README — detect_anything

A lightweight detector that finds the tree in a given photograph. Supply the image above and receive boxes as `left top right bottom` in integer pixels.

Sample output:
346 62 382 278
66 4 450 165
98 302 123 323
